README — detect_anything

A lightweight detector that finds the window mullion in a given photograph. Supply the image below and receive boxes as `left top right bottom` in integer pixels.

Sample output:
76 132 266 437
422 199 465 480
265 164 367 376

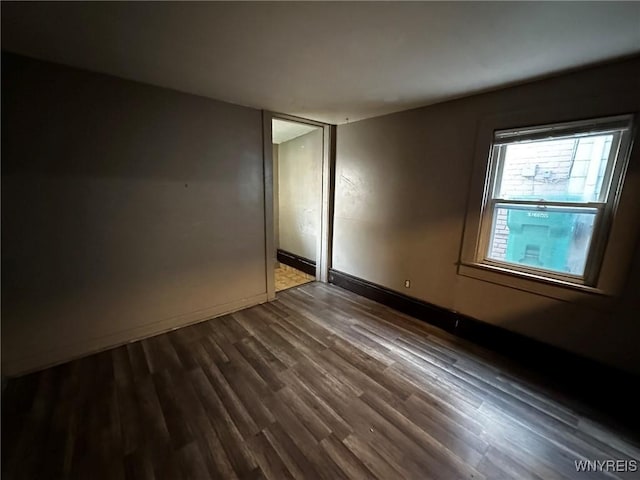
491 198 604 209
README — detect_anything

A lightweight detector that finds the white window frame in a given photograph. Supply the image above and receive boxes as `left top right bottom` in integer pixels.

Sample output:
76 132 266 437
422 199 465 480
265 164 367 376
461 114 635 295
475 115 634 287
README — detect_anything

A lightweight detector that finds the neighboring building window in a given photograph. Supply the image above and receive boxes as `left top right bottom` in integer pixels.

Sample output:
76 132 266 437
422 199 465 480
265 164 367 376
476 115 634 286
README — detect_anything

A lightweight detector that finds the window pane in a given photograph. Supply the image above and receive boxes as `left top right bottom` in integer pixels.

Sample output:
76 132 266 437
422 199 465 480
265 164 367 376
495 134 613 202
487 204 597 277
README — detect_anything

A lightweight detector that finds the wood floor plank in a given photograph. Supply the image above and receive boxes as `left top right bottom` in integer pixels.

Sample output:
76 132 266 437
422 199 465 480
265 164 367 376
319 434 378 480
261 421 320 480
476 446 545 480
275 387 332 442
250 321 301 368
239 336 288 373
126 341 151 380
359 391 485 479
329 336 411 398
152 369 195 450
188 368 258 477
40 364 81 479
246 431 295 480
115 380 145 456
342 433 405 480
319 347 398 405
217 351 277 429
176 441 213 480
123 448 156 480
166 330 201 371
197 357 262 439
260 398 348 480
277 368 353 441
170 372 239 479
151 448 183 480
3 282 638 480
131 375 172 467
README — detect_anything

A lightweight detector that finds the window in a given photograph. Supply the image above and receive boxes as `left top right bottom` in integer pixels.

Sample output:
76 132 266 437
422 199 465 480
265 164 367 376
475 115 634 287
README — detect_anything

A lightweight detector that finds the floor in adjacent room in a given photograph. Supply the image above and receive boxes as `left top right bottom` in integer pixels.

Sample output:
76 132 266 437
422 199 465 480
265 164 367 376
2 282 638 480
274 264 314 292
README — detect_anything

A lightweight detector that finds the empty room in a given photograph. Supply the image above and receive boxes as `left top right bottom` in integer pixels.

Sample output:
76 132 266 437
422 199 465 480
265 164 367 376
2 2 640 479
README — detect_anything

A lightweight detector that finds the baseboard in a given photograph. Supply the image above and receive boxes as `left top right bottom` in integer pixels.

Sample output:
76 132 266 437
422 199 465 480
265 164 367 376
2 293 268 377
277 249 316 276
328 268 639 421
330 269 457 332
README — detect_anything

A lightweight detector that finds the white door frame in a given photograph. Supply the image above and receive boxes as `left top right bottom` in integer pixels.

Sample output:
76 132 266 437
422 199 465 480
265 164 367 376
262 110 334 301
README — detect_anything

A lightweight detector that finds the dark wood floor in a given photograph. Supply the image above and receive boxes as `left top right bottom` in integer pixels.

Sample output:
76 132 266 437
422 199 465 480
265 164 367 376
3 283 639 480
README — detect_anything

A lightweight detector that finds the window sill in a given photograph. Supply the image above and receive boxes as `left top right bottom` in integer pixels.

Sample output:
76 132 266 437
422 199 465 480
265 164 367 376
457 261 615 306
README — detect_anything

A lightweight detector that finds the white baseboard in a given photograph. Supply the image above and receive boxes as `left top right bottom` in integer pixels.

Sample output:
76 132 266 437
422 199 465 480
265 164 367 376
2 293 268 377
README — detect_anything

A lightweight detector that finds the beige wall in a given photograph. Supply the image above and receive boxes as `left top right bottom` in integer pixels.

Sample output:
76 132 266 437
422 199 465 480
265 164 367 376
277 129 323 261
1 54 267 375
333 57 640 374
273 143 280 266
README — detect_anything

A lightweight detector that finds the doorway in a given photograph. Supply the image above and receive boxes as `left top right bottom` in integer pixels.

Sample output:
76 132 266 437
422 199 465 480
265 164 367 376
263 112 332 299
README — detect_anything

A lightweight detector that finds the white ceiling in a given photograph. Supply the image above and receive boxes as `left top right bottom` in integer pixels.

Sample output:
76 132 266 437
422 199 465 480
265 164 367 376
272 119 318 145
2 2 639 125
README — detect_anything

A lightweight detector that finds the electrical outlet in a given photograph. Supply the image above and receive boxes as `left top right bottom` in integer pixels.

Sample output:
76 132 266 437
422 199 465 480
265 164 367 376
404 280 411 288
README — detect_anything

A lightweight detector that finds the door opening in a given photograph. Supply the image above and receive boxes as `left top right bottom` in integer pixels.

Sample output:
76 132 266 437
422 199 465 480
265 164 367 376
263 112 332 299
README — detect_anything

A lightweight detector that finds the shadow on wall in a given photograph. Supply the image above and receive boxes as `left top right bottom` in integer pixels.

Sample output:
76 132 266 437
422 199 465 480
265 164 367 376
332 105 481 301
1 53 267 376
